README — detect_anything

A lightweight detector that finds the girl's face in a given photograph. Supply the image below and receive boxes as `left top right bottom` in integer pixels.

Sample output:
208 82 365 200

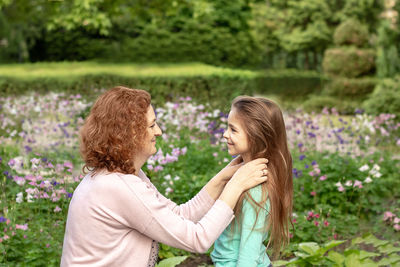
223 108 251 161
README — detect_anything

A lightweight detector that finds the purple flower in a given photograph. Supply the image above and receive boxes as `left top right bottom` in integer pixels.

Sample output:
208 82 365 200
66 192 73 198
8 159 15 167
299 155 306 161
0 216 6 223
24 145 32 153
297 143 303 148
311 160 317 166
305 164 309 169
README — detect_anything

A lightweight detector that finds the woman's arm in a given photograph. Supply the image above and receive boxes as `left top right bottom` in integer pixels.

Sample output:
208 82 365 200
114 159 267 253
150 157 266 222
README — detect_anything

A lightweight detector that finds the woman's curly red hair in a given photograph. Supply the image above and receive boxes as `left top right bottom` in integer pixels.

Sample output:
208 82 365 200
80 86 151 175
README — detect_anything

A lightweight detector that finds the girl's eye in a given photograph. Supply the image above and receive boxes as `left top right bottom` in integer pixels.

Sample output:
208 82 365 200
150 124 155 128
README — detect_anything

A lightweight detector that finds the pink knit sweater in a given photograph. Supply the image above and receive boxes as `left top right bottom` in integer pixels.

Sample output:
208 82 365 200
61 170 234 266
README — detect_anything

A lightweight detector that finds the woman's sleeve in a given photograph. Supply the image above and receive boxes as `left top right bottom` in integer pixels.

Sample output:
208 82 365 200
237 189 268 267
116 175 234 253
155 187 216 222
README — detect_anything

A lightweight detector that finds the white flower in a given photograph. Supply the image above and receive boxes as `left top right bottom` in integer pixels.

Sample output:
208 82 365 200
345 180 353 187
335 182 343 187
164 174 171 180
27 193 34 203
359 164 369 172
174 176 180 181
372 164 381 171
16 192 23 203
364 177 373 183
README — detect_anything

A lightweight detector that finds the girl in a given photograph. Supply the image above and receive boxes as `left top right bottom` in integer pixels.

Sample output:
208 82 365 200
211 96 293 267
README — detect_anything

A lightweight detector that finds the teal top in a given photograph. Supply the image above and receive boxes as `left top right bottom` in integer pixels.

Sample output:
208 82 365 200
211 185 271 267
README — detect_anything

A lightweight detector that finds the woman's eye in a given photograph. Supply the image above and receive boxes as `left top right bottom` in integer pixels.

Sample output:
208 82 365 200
150 124 155 128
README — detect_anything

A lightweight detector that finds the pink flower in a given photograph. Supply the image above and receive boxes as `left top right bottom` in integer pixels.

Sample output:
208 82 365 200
310 191 316 196
324 220 329 227
293 218 297 223
54 206 62 213
3 235 9 240
353 180 362 188
308 211 314 217
319 175 327 181
314 221 319 226
334 234 338 239
308 171 315 176
338 186 345 192
23 235 27 239
384 211 395 221
212 152 218 157
314 214 320 219
15 224 28 231
0 238 2 243
394 217 400 224
46 243 50 248
394 224 400 231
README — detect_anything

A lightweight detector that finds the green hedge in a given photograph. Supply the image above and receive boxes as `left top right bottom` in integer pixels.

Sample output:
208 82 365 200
323 77 376 100
323 47 375 78
333 19 369 47
363 76 400 118
0 63 324 108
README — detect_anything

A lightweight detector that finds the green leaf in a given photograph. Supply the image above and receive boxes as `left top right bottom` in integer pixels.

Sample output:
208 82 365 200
155 256 188 267
360 234 389 247
318 240 345 255
294 251 312 258
344 252 362 267
358 250 380 260
327 251 345 265
299 242 320 255
273 260 290 266
377 244 400 255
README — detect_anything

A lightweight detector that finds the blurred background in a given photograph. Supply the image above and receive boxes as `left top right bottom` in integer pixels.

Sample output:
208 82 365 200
0 1 400 266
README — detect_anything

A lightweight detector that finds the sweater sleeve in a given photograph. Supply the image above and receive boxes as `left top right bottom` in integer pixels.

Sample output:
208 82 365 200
154 187 216 222
140 170 216 222
237 187 269 267
116 174 234 253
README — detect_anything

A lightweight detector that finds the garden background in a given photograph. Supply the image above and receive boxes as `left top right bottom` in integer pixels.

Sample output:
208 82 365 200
0 0 399 266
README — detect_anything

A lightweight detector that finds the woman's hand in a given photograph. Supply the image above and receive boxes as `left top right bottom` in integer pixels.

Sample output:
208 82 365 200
219 158 268 209
228 158 268 192
217 156 244 183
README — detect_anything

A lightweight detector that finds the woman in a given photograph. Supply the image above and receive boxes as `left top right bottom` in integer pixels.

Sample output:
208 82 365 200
61 86 268 266
211 96 293 266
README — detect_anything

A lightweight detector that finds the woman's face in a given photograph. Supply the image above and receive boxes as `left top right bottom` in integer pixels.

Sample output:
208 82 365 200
223 108 250 160
141 105 162 159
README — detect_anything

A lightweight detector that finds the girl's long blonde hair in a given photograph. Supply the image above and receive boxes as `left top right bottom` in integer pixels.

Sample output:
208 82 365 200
231 96 293 258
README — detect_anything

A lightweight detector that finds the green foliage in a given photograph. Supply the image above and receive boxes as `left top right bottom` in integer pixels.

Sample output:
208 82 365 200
156 256 188 267
376 20 400 78
275 234 400 266
362 76 400 119
333 19 369 47
0 62 324 108
323 48 375 78
323 77 376 100
302 96 357 113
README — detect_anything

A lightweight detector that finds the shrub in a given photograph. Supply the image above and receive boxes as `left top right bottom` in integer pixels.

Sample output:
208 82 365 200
333 19 369 47
0 63 324 109
363 76 400 119
323 77 376 100
302 95 357 113
322 48 375 78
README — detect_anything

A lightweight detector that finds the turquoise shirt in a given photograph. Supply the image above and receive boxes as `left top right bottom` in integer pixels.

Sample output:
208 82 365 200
211 185 271 267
